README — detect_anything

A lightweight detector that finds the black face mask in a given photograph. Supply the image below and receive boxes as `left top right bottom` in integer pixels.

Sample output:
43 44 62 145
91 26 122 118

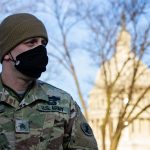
11 45 48 78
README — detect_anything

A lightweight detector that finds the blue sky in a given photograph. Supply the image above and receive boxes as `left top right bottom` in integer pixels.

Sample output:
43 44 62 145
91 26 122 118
33 4 99 107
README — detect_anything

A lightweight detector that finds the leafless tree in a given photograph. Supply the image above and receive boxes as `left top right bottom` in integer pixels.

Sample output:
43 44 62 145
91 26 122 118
77 0 150 150
47 0 89 119
0 0 50 14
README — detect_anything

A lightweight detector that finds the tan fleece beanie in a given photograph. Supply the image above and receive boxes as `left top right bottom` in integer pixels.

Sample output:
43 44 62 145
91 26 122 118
0 13 48 62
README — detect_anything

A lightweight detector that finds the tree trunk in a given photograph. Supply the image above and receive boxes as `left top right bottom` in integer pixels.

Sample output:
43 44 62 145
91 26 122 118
101 125 106 150
110 130 122 150
71 65 88 120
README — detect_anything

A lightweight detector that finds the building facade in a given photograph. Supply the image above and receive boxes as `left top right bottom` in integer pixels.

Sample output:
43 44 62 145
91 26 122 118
88 28 150 150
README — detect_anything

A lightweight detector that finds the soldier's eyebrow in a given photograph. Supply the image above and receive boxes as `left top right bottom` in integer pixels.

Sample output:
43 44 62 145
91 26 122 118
23 38 47 46
23 38 35 42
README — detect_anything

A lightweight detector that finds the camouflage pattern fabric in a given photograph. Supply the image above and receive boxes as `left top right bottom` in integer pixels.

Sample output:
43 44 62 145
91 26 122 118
0 79 98 150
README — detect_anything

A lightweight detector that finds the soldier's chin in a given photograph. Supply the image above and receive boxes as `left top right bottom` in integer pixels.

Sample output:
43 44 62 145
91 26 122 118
20 72 38 81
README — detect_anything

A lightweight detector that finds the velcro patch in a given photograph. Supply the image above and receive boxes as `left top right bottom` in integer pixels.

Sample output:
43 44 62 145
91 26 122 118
37 105 68 114
80 123 93 136
15 119 30 133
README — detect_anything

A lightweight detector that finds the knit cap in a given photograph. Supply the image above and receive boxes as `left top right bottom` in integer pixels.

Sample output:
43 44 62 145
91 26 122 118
0 13 48 62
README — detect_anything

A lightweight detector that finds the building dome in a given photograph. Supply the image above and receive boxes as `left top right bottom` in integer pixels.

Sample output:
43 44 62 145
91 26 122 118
88 28 150 150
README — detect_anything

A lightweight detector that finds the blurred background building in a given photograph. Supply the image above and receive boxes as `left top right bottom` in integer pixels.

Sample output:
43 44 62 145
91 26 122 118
88 26 150 150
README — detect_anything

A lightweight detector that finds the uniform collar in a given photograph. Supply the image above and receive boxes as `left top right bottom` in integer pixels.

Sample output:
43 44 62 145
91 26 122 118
0 78 49 109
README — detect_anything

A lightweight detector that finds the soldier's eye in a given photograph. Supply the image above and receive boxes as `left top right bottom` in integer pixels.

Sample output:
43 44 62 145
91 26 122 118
25 39 36 44
42 40 47 47
24 39 37 47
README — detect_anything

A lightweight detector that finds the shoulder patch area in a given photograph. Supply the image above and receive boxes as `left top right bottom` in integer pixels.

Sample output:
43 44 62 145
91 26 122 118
80 123 93 136
48 96 60 105
37 80 72 101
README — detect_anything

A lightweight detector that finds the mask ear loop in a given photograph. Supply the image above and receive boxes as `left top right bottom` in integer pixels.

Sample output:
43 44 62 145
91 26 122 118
9 52 16 63
9 52 21 66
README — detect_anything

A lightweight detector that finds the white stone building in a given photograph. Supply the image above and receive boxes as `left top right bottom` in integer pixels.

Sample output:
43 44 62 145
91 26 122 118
88 27 150 150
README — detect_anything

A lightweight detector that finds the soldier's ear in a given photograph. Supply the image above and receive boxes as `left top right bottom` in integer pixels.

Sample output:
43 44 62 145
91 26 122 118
3 54 10 60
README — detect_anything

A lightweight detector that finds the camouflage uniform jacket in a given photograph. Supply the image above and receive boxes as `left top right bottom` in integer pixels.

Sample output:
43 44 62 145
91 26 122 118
0 79 98 150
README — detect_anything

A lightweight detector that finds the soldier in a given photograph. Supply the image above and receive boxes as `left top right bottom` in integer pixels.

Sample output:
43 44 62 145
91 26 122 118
0 13 98 150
